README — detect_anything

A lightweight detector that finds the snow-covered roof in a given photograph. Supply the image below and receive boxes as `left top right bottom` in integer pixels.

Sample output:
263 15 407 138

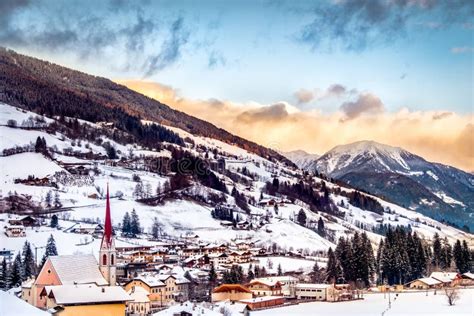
430 272 459 283
213 284 252 294
0 290 49 316
21 278 35 288
127 286 150 303
462 272 474 280
248 279 281 287
44 284 130 305
414 277 442 286
48 254 108 285
295 283 331 289
132 274 166 288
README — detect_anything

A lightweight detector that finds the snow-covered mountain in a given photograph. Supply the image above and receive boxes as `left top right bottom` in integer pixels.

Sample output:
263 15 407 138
311 141 474 230
281 150 320 170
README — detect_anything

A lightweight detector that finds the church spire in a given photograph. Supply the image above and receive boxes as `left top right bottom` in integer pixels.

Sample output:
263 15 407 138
100 183 116 286
103 183 113 245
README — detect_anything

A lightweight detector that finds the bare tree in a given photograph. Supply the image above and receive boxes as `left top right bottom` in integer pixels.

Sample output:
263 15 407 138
444 288 460 306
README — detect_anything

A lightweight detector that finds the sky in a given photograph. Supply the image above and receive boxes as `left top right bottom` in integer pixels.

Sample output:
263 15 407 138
1 0 473 170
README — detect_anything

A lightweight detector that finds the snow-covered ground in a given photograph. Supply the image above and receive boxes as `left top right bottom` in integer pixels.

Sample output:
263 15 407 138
0 290 49 316
254 288 474 316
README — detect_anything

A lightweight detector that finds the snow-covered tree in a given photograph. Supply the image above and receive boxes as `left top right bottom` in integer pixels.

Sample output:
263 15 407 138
10 252 23 287
22 241 36 280
0 258 7 289
41 234 58 267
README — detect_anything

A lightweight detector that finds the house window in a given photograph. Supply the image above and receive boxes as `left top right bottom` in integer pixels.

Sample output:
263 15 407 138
111 254 114 265
102 254 107 265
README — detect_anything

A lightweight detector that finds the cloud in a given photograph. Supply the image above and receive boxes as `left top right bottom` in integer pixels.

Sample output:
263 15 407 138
0 1 191 76
294 84 352 104
298 0 474 51
451 46 474 54
142 17 189 77
340 93 384 120
208 50 226 69
237 102 293 123
119 79 474 172
294 89 314 104
432 112 453 120
327 84 348 96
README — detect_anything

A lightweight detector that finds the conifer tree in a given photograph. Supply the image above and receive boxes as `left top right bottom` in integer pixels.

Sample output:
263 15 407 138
50 214 58 228
326 247 341 284
247 264 255 281
317 217 326 237
22 241 36 280
45 190 52 208
461 240 471 273
297 209 307 226
0 257 7 289
432 232 442 269
209 263 217 285
277 263 283 276
130 209 141 237
41 234 58 267
10 252 23 287
121 212 131 236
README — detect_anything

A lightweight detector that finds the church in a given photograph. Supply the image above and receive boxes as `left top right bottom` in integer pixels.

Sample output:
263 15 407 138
22 185 130 315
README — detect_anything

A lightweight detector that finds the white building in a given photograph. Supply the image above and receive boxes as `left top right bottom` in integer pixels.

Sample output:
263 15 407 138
295 283 335 301
254 276 299 297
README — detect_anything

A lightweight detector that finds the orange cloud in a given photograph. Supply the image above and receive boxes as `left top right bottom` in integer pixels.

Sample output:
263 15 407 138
117 79 474 172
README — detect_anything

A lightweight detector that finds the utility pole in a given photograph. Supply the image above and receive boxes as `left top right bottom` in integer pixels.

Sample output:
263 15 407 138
32 243 45 267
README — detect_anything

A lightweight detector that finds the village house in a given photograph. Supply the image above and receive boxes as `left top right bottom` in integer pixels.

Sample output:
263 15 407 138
123 274 166 312
126 286 152 315
247 279 283 297
211 284 253 302
430 272 462 287
41 284 130 316
158 274 190 304
239 296 285 310
8 215 38 227
227 251 252 264
4 224 26 237
407 277 442 290
295 283 336 301
254 276 299 297
208 253 229 267
461 272 474 286
67 223 103 235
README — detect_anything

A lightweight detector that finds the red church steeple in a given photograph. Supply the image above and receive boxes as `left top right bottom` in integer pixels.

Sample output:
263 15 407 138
99 183 116 285
103 183 113 246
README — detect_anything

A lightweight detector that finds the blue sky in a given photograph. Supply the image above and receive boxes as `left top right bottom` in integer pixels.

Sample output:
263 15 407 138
1 0 472 113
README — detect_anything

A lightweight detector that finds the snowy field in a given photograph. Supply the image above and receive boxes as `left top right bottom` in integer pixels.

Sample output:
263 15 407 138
254 289 474 316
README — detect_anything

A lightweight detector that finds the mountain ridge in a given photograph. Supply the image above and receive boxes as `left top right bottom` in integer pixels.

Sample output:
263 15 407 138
308 140 474 230
0 47 295 168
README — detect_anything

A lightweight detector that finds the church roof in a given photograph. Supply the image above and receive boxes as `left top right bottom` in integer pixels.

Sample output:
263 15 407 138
44 284 130 305
102 184 113 246
49 254 108 286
